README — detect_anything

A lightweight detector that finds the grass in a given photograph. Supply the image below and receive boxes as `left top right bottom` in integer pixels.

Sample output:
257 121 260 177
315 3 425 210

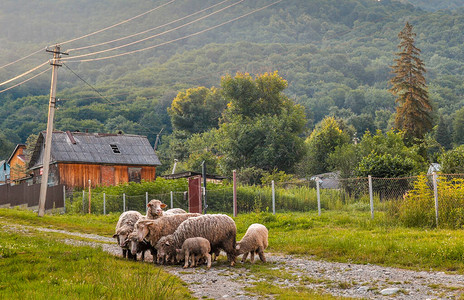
0 224 192 300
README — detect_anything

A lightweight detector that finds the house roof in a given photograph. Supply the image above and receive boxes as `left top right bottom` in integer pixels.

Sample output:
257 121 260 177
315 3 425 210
7 144 26 164
28 131 161 169
160 171 226 180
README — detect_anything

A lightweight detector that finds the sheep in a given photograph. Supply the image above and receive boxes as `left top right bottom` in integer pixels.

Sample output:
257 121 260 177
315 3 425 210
131 213 201 261
235 223 268 263
146 199 187 219
113 210 143 260
155 214 237 266
128 231 155 262
175 237 212 269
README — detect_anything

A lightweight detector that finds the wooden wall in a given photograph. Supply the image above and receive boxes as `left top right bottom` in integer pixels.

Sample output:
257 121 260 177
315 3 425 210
9 146 26 181
57 163 156 188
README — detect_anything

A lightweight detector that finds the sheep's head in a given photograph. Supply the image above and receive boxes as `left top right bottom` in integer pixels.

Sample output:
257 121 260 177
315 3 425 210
235 242 243 255
147 199 167 218
134 219 153 242
128 232 139 255
156 236 175 261
115 225 133 248
175 248 184 262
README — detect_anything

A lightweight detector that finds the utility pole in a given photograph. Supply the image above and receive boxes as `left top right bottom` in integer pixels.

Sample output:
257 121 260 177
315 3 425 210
38 45 67 217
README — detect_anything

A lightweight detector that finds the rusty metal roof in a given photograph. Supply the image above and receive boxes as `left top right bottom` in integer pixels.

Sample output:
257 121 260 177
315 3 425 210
28 131 161 169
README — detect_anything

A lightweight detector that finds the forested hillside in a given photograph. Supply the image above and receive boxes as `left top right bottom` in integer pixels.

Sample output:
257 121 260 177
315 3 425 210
1 0 463 177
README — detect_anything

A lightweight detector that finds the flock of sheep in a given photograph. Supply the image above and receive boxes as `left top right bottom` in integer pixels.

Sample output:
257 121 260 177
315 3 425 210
113 199 269 269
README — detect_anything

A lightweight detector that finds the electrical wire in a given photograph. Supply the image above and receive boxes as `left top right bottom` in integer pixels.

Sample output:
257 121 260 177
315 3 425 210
0 61 49 86
0 68 49 94
63 0 245 61
65 0 283 63
0 47 46 70
67 0 232 53
57 0 177 46
62 63 114 104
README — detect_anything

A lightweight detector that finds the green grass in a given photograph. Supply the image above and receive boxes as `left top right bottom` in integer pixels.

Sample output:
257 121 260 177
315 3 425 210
0 226 192 300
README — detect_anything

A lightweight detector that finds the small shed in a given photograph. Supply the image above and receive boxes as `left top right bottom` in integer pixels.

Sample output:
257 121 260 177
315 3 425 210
0 160 9 184
27 131 161 188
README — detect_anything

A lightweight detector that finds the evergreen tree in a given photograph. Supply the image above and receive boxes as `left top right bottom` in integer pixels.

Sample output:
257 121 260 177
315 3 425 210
389 22 432 142
435 115 452 150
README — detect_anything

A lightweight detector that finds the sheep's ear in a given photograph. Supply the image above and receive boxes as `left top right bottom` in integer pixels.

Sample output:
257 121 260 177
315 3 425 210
165 241 170 246
161 203 167 208
147 203 152 208
113 234 118 238
235 244 240 250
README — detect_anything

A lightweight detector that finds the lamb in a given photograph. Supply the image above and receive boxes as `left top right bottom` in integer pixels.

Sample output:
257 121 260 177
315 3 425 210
146 199 187 219
155 214 237 266
235 223 268 263
175 237 212 269
113 210 143 260
131 213 201 260
128 231 154 262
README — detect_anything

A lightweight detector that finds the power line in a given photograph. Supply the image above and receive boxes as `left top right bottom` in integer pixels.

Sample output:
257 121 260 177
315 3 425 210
0 61 49 86
0 68 49 94
57 0 177 46
63 0 245 61
0 47 46 70
62 63 114 104
65 0 283 63
67 0 232 53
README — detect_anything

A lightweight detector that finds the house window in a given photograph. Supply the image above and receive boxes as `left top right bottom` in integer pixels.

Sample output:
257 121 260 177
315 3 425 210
110 144 120 154
128 168 141 183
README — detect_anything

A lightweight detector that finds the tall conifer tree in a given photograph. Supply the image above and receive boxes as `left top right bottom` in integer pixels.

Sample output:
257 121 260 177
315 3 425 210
390 22 432 142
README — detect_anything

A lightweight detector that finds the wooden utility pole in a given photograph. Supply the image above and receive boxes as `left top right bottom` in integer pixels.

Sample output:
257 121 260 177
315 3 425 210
38 45 65 217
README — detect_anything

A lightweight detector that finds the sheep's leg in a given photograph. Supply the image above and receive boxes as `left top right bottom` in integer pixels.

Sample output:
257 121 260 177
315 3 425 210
122 249 127 259
205 253 212 269
257 247 266 263
250 251 255 263
183 251 190 268
141 251 145 262
241 252 248 263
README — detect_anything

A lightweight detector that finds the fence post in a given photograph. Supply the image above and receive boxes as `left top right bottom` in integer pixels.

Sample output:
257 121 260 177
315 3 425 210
103 193 106 215
272 180 275 215
88 179 91 214
368 175 374 219
170 191 174 209
82 190 85 214
146 192 148 213
123 193 126 212
233 170 237 217
433 172 439 227
63 185 66 214
316 178 321 216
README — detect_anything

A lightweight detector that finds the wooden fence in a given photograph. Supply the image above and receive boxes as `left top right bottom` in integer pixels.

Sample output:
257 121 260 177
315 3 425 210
0 184 65 210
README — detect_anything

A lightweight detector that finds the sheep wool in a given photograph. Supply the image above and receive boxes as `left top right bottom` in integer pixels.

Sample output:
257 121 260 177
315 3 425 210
236 223 268 263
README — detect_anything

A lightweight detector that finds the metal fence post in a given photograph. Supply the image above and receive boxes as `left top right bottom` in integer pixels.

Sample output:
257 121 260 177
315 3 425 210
82 190 85 214
368 175 374 219
272 180 275 215
146 192 148 213
123 193 126 212
170 191 174 209
316 178 321 216
103 193 106 215
433 172 439 227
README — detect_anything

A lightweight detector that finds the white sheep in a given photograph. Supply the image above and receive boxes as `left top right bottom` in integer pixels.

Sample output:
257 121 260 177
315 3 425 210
236 223 268 263
146 199 187 219
113 210 143 259
175 237 212 269
155 214 237 266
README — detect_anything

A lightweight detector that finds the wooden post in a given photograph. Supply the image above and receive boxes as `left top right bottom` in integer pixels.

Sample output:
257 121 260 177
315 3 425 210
145 192 148 213
63 185 66 214
233 170 237 217
82 190 85 213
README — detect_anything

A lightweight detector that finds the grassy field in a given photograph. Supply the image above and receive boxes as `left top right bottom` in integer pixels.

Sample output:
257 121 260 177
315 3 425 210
1 208 464 298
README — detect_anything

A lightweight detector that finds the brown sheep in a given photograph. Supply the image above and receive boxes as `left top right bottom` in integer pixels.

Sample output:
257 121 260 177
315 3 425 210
131 213 200 261
155 214 237 266
176 237 212 269
236 223 268 263
113 210 143 260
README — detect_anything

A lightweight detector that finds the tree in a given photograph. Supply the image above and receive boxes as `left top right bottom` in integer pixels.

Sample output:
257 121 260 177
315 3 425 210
435 115 452 150
218 72 306 174
168 87 227 135
389 22 433 142
439 145 464 174
452 107 464 146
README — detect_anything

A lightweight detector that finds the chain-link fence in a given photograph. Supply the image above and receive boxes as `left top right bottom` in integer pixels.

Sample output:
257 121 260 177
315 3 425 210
64 173 464 228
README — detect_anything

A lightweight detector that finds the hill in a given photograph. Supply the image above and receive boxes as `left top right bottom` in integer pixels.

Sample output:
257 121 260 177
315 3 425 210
1 0 464 160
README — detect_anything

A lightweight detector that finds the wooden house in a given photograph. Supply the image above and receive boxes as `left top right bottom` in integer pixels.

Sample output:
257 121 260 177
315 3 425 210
7 144 27 183
27 131 161 189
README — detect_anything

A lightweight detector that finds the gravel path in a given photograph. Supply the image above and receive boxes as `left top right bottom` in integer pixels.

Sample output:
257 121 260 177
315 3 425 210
2 222 464 299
